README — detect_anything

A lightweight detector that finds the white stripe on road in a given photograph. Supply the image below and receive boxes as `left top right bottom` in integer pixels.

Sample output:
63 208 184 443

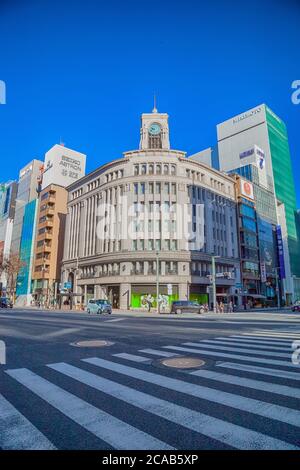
139 349 180 357
113 353 151 363
83 357 300 429
105 318 126 323
50 361 296 450
216 337 294 347
163 345 300 369
0 393 55 450
240 332 300 339
193 340 291 352
216 362 300 381
230 335 294 344
5 368 171 450
182 342 290 358
190 369 300 399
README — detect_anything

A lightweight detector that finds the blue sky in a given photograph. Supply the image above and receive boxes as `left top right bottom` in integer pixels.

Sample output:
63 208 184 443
1 0 300 204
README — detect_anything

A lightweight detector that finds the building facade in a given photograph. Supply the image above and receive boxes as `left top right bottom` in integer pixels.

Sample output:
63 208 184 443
0 180 17 294
10 160 43 257
215 104 300 301
62 108 241 310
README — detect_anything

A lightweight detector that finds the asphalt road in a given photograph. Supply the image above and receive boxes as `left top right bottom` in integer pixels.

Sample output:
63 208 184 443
0 308 300 450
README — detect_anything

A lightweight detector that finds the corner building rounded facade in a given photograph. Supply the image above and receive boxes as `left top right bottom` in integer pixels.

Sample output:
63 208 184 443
62 108 241 309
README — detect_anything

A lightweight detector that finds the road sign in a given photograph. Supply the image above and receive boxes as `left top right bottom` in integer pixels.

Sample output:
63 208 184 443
64 282 72 290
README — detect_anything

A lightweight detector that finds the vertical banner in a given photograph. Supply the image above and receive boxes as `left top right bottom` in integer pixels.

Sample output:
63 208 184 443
260 262 267 283
276 225 286 279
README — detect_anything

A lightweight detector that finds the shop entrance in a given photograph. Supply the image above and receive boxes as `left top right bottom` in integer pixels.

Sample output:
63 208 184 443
107 286 120 309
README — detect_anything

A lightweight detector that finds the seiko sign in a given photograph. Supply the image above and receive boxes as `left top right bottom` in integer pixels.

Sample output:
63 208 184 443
233 107 262 124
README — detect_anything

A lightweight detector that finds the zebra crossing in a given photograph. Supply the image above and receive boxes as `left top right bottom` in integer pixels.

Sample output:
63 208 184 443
1 329 300 450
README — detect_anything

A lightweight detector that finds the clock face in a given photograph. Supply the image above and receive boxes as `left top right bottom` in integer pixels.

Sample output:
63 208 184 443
149 123 161 135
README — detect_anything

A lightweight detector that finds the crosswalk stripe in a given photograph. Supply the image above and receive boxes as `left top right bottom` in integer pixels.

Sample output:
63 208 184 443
5 368 172 450
199 339 290 352
139 349 179 357
0 393 55 450
113 353 151 363
216 337 294 347
190 369 300 399
163 345 300 369
182 342 290 358
216 362 300 381
240 332 300 339
50 361 297 450
83 357 300 429
231 335 294 343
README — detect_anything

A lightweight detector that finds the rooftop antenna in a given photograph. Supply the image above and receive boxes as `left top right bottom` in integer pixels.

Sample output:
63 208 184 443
152 93 158 113
59 137 65 147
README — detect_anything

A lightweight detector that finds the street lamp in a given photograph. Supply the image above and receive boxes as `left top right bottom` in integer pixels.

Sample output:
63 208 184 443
273 267 281 309
156 250 160 314
211 255 221 313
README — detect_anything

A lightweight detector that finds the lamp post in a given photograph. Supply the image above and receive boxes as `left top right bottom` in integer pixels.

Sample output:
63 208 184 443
156 250 160 314
274 267 281 309
211 255 220 313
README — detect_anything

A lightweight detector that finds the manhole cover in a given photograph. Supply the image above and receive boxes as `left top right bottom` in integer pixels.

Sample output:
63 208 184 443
161 357 205 369
71 340 114 348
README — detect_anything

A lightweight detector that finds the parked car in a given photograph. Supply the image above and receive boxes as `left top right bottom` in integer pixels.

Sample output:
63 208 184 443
171 300 205 314
0 297 13 309
292 301 300 312
86 299 112 315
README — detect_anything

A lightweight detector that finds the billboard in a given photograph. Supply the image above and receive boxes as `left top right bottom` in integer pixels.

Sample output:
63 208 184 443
239 178 254 200
42 145 86 190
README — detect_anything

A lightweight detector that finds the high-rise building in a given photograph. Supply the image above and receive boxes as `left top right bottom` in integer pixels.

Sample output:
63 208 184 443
192 104 299 303
10 160 44 256
0 180 18 294
31 145 86 306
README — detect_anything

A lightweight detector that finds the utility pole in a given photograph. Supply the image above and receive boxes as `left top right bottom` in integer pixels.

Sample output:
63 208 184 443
156 250 160 314
211 255 220 313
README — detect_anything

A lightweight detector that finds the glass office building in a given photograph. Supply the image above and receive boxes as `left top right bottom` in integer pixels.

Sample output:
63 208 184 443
16 199 38 303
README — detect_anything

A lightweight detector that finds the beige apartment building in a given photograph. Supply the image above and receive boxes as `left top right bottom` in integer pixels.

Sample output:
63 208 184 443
61 106 241 310
32 184 68 304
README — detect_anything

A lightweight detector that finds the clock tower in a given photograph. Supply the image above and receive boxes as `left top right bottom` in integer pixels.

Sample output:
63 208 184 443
139 100 170 150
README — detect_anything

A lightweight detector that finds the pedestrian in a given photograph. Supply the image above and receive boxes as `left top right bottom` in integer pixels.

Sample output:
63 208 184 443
220 301 224 313
228 300 233 313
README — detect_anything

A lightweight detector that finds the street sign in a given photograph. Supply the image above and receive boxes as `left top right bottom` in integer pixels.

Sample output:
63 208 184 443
64 282 72 290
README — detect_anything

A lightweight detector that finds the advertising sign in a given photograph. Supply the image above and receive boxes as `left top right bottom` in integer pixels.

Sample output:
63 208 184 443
276 225 286 279
260 262 267 283
239 178 254 200
42 145 86 190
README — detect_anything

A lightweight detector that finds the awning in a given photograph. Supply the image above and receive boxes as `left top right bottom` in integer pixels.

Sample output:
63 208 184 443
245 294 266 299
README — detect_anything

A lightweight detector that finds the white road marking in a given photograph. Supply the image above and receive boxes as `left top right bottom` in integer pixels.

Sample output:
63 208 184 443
182 342 290 358
163 345 300 369
42 328 82 338
216 362 300 381
216 337 294 347
83 357 300 429
199 339 290 351
0 393 55 450
113 353 151 363
240 332 300 339
105 318 126 323
5 368 171 450
190 369 300 399
49 361 296 450
139 349 180 357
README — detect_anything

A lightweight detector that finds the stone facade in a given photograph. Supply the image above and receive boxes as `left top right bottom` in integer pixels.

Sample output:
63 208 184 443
61 108 241 309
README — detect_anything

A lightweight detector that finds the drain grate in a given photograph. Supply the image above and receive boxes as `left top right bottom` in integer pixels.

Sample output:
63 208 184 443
161 357 205 369
71 340 114 348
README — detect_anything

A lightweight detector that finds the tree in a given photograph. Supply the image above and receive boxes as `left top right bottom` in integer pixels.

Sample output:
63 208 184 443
3 253 25 301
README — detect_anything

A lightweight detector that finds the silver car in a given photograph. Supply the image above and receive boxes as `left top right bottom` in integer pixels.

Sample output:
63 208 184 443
86 299 112 315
